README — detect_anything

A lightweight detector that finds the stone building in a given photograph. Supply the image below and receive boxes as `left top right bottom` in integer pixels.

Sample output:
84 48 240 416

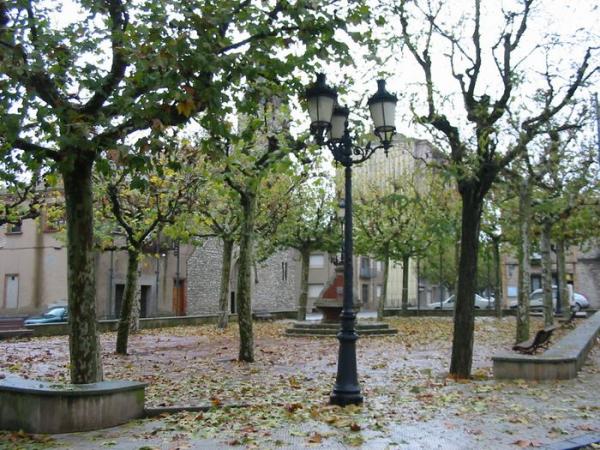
0 216 193 318
186 238 301 315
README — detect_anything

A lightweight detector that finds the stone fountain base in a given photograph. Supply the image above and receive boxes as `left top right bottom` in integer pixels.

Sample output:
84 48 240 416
285 320 397 337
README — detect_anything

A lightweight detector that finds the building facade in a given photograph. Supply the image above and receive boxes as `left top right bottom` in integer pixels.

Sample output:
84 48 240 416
502 246 600 309
306 135 438 311
186 238 301 315
0 217 192 318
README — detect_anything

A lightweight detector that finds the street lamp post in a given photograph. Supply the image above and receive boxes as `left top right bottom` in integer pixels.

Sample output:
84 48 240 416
551 244 562 315
304 73 397 406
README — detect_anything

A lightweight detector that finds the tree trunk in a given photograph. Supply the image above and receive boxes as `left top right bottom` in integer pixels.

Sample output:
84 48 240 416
449 187 483 379
492 236 502 319
237 192 256 362
115 249 140 355
217 238 234 329
556 237 568 315
297 247 310 321
516 178 531 343
541 220 554 326
453 227 461 293
401 254 410 316
62 152 103 383
377 249 390 321
130 275 141 333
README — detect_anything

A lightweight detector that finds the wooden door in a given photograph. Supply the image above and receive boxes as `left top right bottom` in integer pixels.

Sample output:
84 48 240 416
172 279 186 316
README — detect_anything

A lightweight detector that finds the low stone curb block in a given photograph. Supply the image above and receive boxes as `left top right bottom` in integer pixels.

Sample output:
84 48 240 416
543 432 600 449
285 321 398 337
0 376 146 433
493 311 600 380
144 403 250 417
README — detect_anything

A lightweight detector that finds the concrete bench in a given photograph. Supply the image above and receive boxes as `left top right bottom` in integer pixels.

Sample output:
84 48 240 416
0 376 146 433
0 317 33 339
493 311 600 380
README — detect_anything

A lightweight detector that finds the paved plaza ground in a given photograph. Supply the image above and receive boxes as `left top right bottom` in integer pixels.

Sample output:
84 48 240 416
1 316 599 449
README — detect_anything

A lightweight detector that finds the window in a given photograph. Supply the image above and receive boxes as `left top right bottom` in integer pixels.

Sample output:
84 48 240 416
530 274 542 291
114 284 125 318
281 262 288 281
376 285 383 298
6 223 22 234
308 284 324 298
361 284 369 303
309 254 325 268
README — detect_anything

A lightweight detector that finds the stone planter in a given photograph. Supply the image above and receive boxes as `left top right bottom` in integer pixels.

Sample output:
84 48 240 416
0 376 146 433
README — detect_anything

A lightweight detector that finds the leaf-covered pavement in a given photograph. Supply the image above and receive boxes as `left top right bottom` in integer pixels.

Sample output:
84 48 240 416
1 316 599 449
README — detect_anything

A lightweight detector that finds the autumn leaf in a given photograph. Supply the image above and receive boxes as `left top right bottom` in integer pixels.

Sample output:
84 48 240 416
176 98 195 117
288 376 301 389
307 432 323 443
286 403 302 413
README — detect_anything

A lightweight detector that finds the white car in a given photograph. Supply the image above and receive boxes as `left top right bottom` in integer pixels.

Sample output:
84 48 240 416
509 287 589 311
429 294 494 309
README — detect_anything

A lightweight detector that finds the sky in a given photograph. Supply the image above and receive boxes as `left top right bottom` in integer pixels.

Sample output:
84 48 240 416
13 0 600 155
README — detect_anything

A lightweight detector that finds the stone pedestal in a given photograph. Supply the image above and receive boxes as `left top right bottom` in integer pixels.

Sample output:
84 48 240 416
314 299 344 323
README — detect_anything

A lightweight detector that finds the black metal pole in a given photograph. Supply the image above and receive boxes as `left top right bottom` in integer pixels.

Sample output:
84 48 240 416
487 247 491 309
439 243 443 309
417 257 420 316
593 93 600 168
555 247 562 315
330 161 362 406
155 232 160 314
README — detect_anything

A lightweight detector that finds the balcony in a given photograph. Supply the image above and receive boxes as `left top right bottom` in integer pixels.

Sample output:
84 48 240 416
359 265 375 279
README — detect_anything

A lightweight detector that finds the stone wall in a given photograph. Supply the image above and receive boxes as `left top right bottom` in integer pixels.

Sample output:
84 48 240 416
186 238 301 315
186 239 223 315
253 250 299 312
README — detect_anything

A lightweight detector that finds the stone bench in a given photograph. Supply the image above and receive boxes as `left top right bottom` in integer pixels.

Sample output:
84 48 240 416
493 311 600 380
0 376 146 433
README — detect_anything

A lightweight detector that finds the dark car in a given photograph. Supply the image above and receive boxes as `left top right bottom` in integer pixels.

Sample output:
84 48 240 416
24 306 68 325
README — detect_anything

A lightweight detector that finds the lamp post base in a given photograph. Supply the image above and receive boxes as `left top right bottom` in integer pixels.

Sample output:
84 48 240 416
330 389 363 406
329 326 363 407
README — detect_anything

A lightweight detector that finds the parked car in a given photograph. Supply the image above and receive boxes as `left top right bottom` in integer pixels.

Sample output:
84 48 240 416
429 294 495 309
24 306 68 325
509 287 589 311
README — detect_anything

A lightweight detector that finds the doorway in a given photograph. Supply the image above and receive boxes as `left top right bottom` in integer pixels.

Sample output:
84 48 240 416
140 285 151 318
172 279 186 316
4 274 19 309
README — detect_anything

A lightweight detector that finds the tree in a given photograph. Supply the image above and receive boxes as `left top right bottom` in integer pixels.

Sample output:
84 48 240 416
395 0 596 377
480 192 504 318
1 0 364 382
0 171 45 227
354 168 438 318
95 143 204 354
274 175 340 321
206 89 315 362
531 129 600 324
